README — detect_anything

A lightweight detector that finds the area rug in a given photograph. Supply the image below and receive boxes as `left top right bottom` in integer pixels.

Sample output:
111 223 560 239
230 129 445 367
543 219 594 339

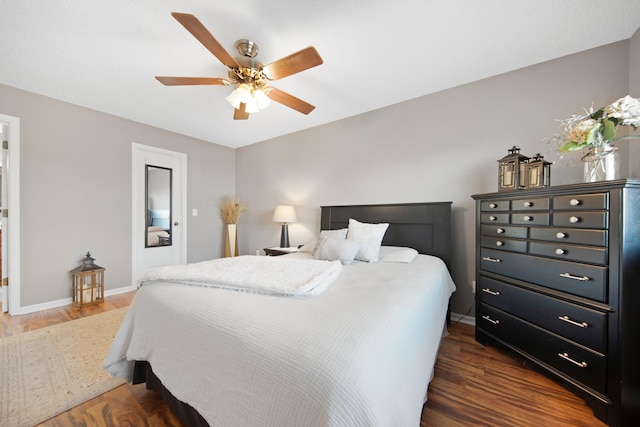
0 307 128 427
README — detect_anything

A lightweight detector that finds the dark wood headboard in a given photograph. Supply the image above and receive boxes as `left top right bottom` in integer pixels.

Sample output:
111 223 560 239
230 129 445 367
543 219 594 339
320 202 452 270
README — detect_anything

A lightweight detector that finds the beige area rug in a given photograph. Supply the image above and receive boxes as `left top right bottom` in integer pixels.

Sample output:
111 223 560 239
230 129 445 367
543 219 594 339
0 307 128 427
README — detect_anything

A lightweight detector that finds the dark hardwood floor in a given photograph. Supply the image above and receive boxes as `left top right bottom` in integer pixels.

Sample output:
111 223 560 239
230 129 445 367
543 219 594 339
1 292 605 426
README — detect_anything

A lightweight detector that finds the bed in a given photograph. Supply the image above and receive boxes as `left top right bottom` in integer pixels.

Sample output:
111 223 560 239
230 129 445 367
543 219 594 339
105 202 455 426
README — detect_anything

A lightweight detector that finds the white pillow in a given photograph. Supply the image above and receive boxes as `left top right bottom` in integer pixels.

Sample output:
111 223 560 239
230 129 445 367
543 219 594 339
319 228 348 239
347 219 389 263
379 246 419 263
298 240 317 253
313 237 360 265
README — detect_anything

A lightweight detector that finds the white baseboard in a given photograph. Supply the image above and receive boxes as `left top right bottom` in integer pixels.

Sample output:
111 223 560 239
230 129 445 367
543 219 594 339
14 284 136 315
450 312 475 326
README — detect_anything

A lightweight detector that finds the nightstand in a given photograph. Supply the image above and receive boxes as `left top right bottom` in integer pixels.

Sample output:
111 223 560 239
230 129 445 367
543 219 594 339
263 247 299 256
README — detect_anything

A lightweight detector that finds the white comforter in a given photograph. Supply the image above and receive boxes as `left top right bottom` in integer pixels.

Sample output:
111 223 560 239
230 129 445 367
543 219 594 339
141 255 342 297
104 253 456 427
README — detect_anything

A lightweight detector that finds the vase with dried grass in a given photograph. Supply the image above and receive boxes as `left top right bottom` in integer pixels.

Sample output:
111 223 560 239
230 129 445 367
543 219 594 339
219 194 245 257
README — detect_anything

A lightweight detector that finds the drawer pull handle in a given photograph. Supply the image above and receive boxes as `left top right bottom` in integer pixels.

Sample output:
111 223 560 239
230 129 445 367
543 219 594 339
556 232 567 239
482 315 500 325
555 248 566 255
569 216 581 224
489 203 497 209
558 352 588 368
482 256 502 263
523 215 533 222
559 273 589 282
496 241 504 247
523 201 533 207
489 215 497 221
497 228 505 234
569 199 582 206
482 288 501 296
558 315 588 328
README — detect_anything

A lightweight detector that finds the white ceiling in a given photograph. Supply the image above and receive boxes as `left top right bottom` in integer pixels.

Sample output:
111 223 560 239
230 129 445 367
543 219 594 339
1 1 639 149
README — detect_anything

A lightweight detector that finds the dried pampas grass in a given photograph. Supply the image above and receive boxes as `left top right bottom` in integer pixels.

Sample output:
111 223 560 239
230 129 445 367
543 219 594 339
219 194 245 224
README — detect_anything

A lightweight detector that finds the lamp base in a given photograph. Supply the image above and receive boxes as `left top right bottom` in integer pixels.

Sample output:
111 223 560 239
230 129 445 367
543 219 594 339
280 224 289 248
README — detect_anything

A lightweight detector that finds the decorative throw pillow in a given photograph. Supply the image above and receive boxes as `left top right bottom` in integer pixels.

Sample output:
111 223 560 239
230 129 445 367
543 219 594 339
313 237 360 265
347 219 389 263
379 246 419 263
319 228 348 240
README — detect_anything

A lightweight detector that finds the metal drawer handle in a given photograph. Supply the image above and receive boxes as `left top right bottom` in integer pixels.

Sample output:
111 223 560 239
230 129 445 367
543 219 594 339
482 288 501 296
558 352 588 368
523 215 533 221
489 215 497 221
569 199 582 206
559 273 589 281
497 228 505 234
482 315 500 325
558 315 588 328
569 216 581 224
556 232 567 239
489 203 497 209
555 248 566 255
523 201 533 207
482 256 502 263
496 241 504 247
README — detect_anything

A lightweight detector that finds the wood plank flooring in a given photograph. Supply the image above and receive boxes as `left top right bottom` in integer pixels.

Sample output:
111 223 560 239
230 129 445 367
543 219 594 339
1 292 606 426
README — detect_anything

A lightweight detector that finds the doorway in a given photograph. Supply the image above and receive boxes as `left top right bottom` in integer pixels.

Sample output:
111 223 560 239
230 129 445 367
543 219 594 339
0 114 21 315
131 143 187 286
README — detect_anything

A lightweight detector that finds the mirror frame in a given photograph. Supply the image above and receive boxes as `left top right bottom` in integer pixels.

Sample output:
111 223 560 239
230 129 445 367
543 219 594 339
145 164 173 248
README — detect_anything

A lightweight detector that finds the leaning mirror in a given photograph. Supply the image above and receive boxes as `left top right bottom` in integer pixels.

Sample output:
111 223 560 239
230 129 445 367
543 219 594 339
145 165 172 247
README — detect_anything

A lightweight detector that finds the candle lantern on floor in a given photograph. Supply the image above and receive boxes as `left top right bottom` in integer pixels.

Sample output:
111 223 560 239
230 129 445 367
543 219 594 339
524 153 552 189
71 252 105 307
498 146 529 192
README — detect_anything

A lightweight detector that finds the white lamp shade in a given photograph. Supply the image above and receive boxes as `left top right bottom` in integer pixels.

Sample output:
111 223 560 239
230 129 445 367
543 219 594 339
272 205 297 223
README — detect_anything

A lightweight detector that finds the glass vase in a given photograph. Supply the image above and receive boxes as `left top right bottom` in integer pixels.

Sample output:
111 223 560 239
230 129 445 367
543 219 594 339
581 143 620 182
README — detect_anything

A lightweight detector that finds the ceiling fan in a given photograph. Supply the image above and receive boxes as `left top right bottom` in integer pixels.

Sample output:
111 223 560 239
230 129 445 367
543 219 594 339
155 12 324 120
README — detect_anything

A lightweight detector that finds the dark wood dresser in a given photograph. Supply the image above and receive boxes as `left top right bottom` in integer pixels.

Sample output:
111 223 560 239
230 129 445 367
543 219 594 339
472 179 640 426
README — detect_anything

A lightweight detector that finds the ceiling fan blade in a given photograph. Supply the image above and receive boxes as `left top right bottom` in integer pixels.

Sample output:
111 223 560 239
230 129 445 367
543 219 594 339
155 76 230 86
262 47 323 81
171 12 240 69
267 88 315 115
234 103 250 120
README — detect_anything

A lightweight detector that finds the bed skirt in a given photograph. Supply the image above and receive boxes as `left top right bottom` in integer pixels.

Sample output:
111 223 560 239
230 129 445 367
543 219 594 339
133 361 210 427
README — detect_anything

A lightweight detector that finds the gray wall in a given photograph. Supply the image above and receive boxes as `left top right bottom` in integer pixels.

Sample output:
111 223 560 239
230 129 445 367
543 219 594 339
0 83 235 307
236 41 633 317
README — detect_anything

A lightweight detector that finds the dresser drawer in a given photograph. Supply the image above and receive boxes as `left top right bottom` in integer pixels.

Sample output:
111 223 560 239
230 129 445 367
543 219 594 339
511 212 550 226
511 197 550 211
553 212 608 229
479 276 607 352
553 193 608 211
480 248 607 302
478 303 606 394
530 227 607 247
481 213 510 224
529 241 607 265
481 200 510 211
481 225 528 239
480 236 528 253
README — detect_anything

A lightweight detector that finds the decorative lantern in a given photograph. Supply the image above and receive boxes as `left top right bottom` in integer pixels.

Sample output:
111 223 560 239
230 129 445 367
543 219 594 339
525 153 551 189
498 146 529 192
71 252 105 307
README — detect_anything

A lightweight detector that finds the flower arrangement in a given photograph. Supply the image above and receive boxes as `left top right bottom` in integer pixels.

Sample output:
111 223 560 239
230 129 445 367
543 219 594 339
554 95 640 152
219 194 245 224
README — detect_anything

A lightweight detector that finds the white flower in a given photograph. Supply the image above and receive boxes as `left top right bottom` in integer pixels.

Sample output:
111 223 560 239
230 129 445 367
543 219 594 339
605 95 640 127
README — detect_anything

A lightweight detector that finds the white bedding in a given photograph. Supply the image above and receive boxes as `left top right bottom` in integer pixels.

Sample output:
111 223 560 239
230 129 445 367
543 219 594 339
141 255 342 297
104 253 456 427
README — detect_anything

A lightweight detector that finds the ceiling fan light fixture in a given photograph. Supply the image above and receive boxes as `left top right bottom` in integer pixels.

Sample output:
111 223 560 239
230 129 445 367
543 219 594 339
225 83 269 113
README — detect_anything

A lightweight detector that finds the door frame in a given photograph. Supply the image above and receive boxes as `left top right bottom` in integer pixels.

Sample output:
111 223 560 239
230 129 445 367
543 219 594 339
0 114 21 315
131 143 187 286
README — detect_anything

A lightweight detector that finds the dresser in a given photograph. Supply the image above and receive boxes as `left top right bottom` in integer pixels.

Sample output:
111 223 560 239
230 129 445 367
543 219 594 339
472 179 640 426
